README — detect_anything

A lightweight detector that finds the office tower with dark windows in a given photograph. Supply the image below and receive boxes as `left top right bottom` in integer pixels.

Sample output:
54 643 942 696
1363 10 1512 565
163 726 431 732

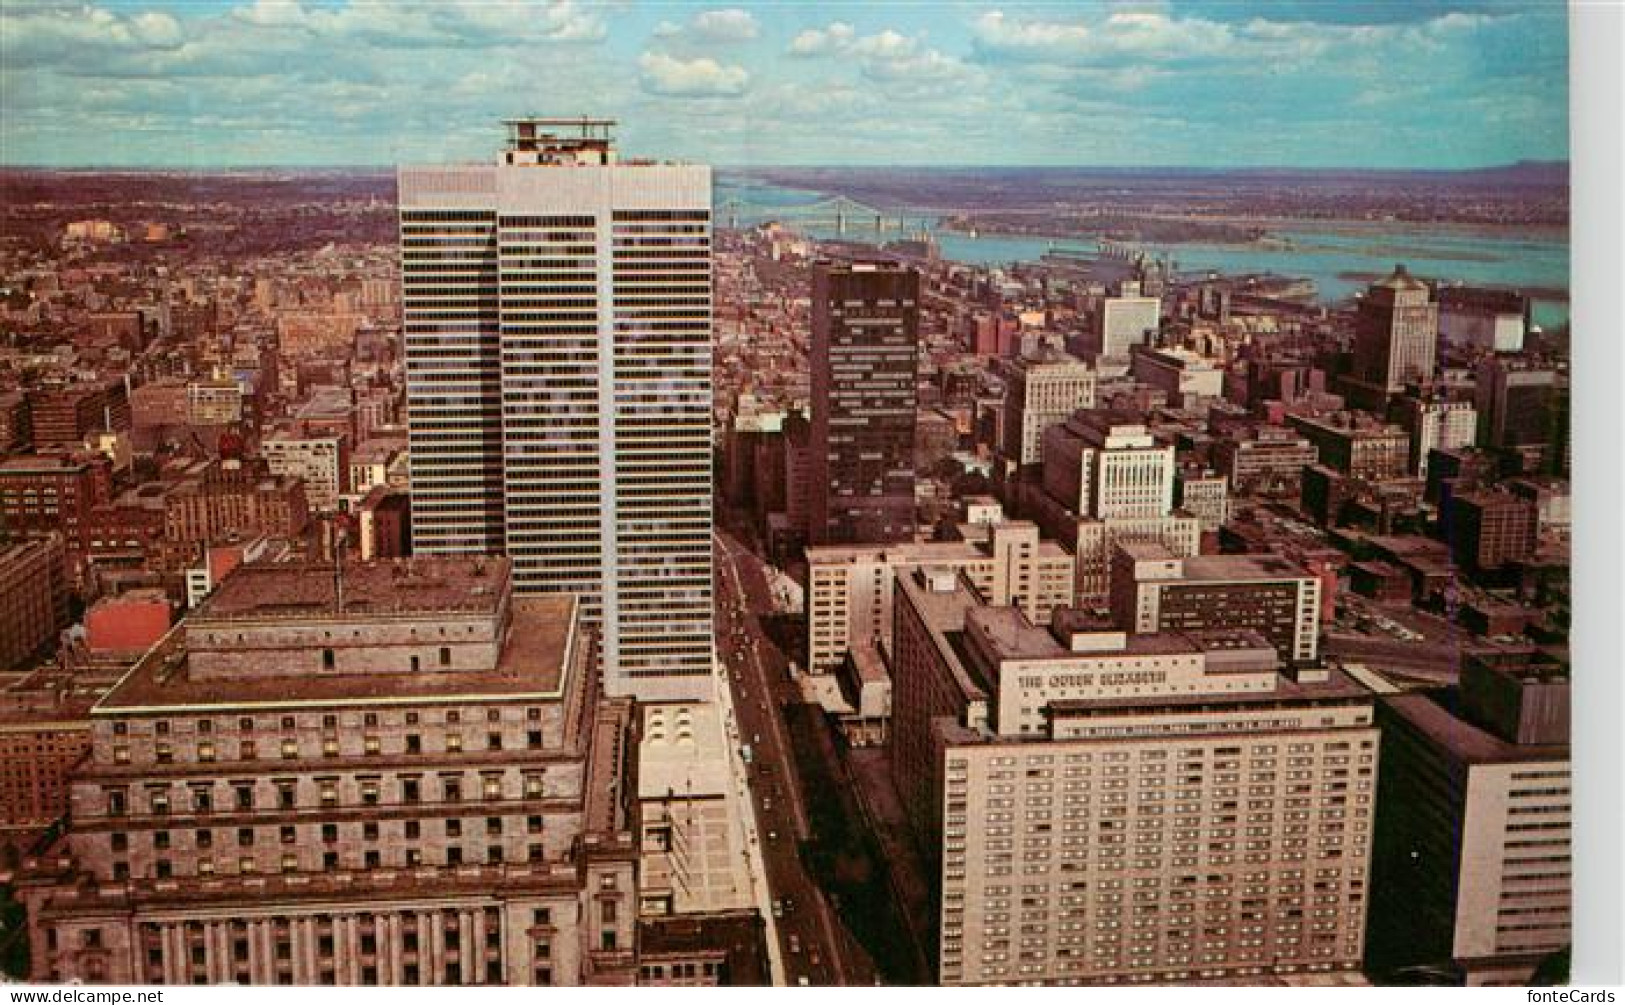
808 261 921 546
398 119 713 700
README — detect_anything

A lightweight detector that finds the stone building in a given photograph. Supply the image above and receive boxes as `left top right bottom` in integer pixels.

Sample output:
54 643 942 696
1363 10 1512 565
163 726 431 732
17 557 643 986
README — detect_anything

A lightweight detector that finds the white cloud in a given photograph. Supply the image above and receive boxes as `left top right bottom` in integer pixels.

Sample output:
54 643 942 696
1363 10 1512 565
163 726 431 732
691 8 758 43
787 21 854 56
972 10 1091 59
638 50 749 97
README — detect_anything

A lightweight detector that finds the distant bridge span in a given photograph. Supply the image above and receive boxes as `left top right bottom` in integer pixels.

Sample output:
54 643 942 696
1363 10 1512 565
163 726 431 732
717 194 937 234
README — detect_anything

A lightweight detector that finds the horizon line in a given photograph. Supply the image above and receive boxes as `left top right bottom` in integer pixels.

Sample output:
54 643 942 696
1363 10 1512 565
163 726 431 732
0 160 1570 175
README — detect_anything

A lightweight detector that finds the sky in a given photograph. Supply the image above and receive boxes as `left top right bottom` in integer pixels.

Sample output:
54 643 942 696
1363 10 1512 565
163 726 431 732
0 0 1570 169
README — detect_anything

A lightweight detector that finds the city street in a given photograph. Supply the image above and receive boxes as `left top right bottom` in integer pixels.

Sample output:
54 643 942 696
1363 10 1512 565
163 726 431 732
714 530 874 986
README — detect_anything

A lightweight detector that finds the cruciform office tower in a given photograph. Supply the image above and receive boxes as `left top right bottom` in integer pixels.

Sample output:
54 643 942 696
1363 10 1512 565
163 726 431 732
399 119 714 701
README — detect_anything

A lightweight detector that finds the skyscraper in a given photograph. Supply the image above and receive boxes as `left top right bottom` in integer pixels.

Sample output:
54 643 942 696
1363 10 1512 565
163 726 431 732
1352 264 1439 398
808 260 920 546
399 119 713 700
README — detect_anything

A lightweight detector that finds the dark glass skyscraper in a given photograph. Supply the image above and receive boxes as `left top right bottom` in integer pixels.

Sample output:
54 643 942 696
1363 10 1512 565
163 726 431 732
808 261 920 545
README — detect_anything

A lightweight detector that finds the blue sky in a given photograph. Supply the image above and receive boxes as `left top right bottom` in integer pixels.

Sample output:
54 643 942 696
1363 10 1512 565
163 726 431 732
0 0 1569 168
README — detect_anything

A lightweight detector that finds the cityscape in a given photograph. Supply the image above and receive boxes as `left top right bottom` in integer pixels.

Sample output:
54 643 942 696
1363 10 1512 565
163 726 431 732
0 0 1585 991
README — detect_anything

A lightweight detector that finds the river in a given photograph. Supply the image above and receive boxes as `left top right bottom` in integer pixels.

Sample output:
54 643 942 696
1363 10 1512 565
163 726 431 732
715 175 1570 329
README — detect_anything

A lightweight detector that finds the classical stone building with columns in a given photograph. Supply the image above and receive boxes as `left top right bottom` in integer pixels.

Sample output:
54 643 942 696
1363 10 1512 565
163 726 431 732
16 556 643 986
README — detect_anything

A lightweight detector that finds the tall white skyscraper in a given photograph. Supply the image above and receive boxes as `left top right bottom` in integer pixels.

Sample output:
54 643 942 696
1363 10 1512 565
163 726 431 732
399 119 713 700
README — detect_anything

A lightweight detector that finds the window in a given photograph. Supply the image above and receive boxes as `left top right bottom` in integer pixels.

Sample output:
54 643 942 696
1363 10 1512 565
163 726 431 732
488 732 503 751
439 647 451 667
321 648 335 671
238 828 254 847
235 785 254 811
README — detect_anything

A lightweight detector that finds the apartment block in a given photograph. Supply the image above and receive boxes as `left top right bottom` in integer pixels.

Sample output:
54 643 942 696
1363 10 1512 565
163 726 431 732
891 568 1378 985
1029 411 1202 606
0 453 114 570
162 459 310 546
16 557 641 986
1286 414 1411 482
1213 429 1319 499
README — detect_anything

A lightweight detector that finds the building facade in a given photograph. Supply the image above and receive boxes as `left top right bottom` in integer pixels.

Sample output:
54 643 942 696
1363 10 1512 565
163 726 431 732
1110 544 1323 665
891 569 1378 986
17 557 643 986
0 536 70 670
999 352 1097 467
1367 656 1569 985
399 118 714 700
805 520 1074 675
1351 265 1438 398
808 260 921 546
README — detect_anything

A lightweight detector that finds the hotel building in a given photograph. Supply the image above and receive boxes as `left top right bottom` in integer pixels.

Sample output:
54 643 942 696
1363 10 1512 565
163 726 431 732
891 568 1379 985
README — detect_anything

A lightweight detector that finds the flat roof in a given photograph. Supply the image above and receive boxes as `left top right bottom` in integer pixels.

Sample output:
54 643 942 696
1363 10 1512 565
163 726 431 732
193 557 509 621
1047 666 1371 714
95 595 576 713
1180 553 1311 580
1383 689 1567 764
